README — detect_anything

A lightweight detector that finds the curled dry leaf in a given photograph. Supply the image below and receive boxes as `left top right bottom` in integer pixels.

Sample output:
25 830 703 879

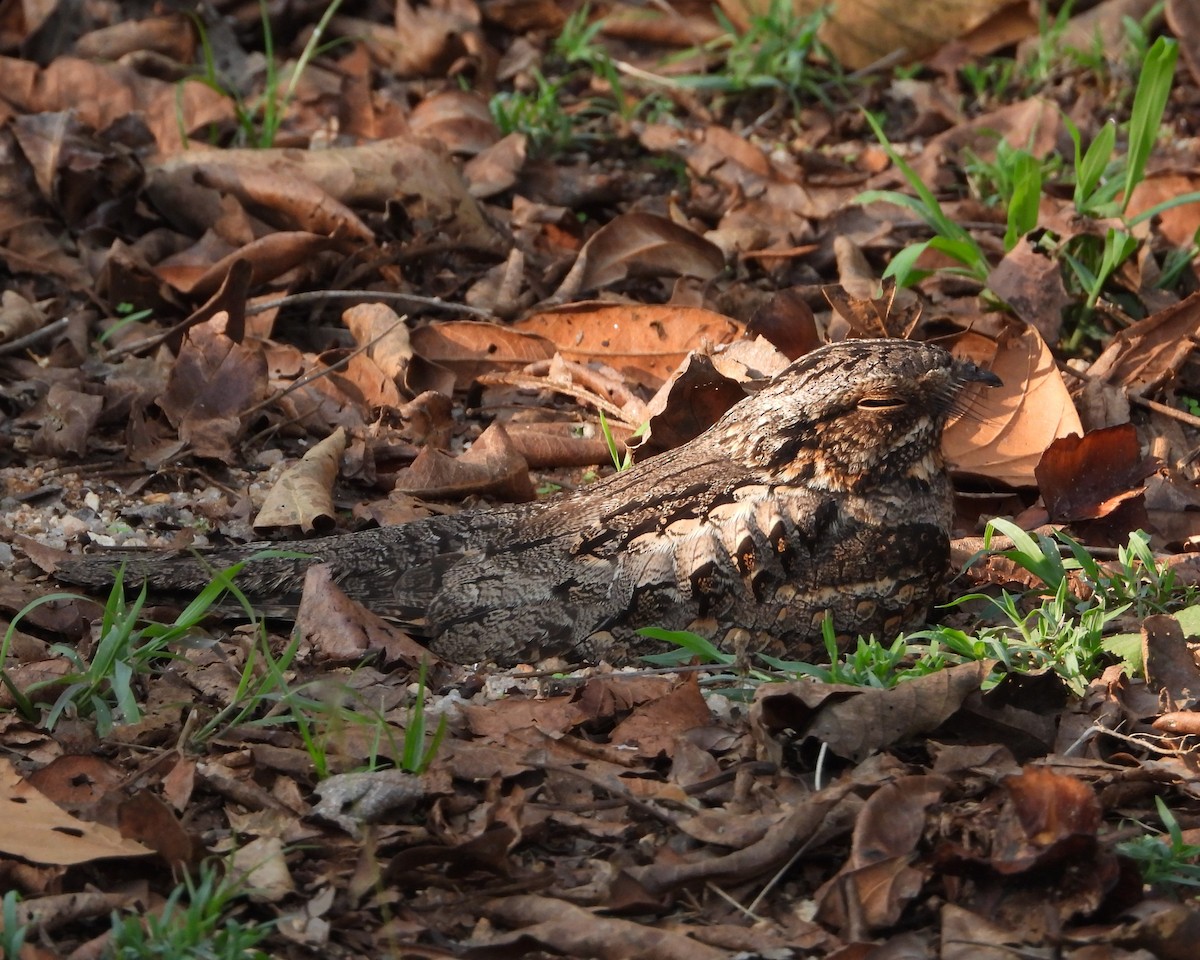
480 353 651 425
339 352 404 411
158 316 268 462
502 421 632 469
0 289 46 342
147 137 506 250
1088 291 1200 397
815 774 951 931
1168 0 1200 86
0 56 232 156
1141 614 1200 709
752 661 993 763
483 895 730 960
945 323 1082 486
408 89 500 155
394 421 534 502
186 232 338 301
464 132 528 199
607 676 713 759
296 563 430 668
988 236 1073 345
29 382 103 458
232 836 295 903
746 287 821 360
195 164 374 242
73 13 196 61
253 427 347 533
514 302 744 388
410 320 555 390
642 352 749 451
342 302 413 381
1034 423 1157 523
993 767 1101 874
824 278 921 339
553 211 725 300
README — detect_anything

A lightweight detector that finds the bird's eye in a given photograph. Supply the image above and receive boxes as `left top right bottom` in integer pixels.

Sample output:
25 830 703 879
857 397 907 409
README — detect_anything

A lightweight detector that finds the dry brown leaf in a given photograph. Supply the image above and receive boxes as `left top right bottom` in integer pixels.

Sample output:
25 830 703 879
776 0 1021 70
628 779 860 895
185 232 338 301
147 138 506 250
752 661 992 763
483 895 730 960
253 427 347 533
478 353 650 425
464 133 528 199
194 164 374 242
987 236 1073 345
295 563 432 667
0 758 152 865
502 421 631 468
462 695 586 742
117 790 195 867
0 55 232 155
913 97 1061 185
408 89 500 155
394 421 534 501
1142 614 1200 709
513 302 743 388
339 352 405 411
1127 173 1200 248
553 211 725 300
945 323 1082 486
343 302 413 381
643 352 749 451
608 676 713 758
992 767 1101 874
159 315 268 462
28 382 103 458
1088 292 1200 397
815 775 949 930
410 320 555 389
745 288 821 360
1034 424 1157 523
824 279 921 339
1168 0 1200 86
0 289 46 342
74 13 195 61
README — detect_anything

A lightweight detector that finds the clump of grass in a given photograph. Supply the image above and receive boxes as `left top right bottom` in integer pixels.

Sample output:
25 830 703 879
2 561 253 736
637 522 1191 698
1118 796 1200 897
108 861 271 959
858 34 1198 336
672 0 845 108
189 0 347 148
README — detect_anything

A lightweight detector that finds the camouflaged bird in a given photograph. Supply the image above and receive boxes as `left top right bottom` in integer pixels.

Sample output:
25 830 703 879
56 338 1000 666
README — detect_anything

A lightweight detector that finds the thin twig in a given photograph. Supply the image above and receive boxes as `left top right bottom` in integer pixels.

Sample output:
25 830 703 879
245 289 492 318
1058 360 1200 430
236 314 409 420
0 317 71 356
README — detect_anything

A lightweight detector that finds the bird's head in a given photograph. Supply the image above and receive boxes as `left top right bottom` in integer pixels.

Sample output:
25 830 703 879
715 338 1001 492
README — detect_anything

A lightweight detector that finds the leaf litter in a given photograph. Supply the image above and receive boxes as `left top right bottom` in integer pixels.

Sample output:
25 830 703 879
0 0 1199 957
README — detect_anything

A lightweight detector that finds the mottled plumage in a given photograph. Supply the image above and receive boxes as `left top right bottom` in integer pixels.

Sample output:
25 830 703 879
56 338 999 665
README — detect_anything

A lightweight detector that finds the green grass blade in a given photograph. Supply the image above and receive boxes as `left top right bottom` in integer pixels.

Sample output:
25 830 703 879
637 627 733 664
1004 150 1042 250
1123 37 1178 212
1075 120 1115 211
